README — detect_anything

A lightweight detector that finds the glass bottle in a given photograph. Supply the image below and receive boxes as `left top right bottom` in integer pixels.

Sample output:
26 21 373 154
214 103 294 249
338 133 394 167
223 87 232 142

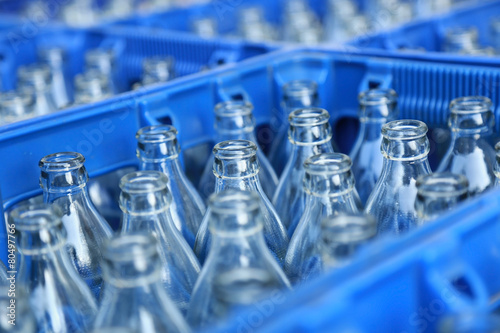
12 204 97 332
94 233 191 333
0 286 36 332
187 190 291 330
74 70 112 105
0 90 35 125
17 64 57 116
319 214 377 271
284 153 362 284
195 140 288 265
415 172 469 222
273 108 335 237
85 49 117 94
268 80 322 175
495 142 500 187
443 27 480 53
198 101 278 202
365 119 432 235
136 125 205 248
437 96 496 196
141 56 176 86
238 6 276 42
38 47 71 109
39 152 112 297
350 88 399 205
439 312 500 333
191 17 218 38
119 171 200 315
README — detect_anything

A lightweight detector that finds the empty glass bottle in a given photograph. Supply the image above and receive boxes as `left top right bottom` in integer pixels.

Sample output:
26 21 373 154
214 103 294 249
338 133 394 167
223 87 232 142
74 70 112 105
12 204 97 332
187 190 291 330
137 125 205 247
365 119 432 235
437 96 496 196
139 56 176 86
0 90 35 125
350 88 398 205
17 64 57 116
195 140 288 265
39 152 112 297
198 101 278 201
495 142 500 186
282 0 323 43
273 108 335 237
38 47 71 109
85 49 117 94
0 286 36 332
319 214 377 271
439 312 500 333
284 153 362 284
268 80 321 175
415 173 469 222
238 7 276 42
191 17 218 38
119 171 200 314
444 27 480 53
94 233 191 333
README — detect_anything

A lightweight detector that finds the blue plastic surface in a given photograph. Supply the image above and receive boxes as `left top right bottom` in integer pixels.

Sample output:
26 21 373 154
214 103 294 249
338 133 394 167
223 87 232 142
2 47 500 331
351 0 500 64
0 25 273 94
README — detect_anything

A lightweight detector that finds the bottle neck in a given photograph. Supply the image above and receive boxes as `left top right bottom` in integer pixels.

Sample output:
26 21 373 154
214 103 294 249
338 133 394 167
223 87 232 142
289 122 332 146
41 166 91 202
213 154 260 180
304 169 356 198
137 136 182 168
449 112 494 137
381 136 430 162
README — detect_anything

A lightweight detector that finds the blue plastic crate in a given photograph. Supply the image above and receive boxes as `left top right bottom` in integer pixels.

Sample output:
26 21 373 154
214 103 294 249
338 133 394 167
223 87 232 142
0 25 273 96
351 0 500 64
2 47 500 331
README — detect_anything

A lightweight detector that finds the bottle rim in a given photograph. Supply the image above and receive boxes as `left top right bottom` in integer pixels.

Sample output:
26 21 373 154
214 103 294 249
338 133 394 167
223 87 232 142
289 107 330 126
358 88 398 106
214 100 254 117
282 80 318 98
449 96 492 115
304 153 352 175
119 171 169 194
39 152 86 172
103 232 158 263
214 140 257 160
416 172 469 198
9 203 62 231
320 214 377 243
136 125 177 144
382 119 428 140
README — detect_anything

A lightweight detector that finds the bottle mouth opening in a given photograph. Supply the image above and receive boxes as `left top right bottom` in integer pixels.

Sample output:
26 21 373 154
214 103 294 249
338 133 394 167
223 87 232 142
214 101 254 117
304 153 352 175
39 152 86 172
119 171 169 194
214 140 257 159
449 96 492 114
136 125 177 143
416 173 469 198
382 119 427 140
104 233 158 262
209 190 260 214
282 80 318 98
289 107 330 126
10 204 62 231
358 88 398 106
321 214 377 243
143 56 175 72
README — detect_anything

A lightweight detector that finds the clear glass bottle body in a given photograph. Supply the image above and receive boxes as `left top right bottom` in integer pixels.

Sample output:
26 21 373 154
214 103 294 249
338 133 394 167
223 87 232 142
119 171 200 315
84 49 118 94
437 96 496 196
284 153 362 284
12 204 97 332
137 125 206 247
273 108 335 237
365 120 432 235
74 70 112 105
39 152 112 297
17 64 57 116
415 172 469 222
38 47 71 109
350 88 398 205
187 190 290 330
268 80 321 175
0 286 36 332
195 140 288 265
94 233 190 333
438 312 500 333
0 91 35 125
198 101 278 202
